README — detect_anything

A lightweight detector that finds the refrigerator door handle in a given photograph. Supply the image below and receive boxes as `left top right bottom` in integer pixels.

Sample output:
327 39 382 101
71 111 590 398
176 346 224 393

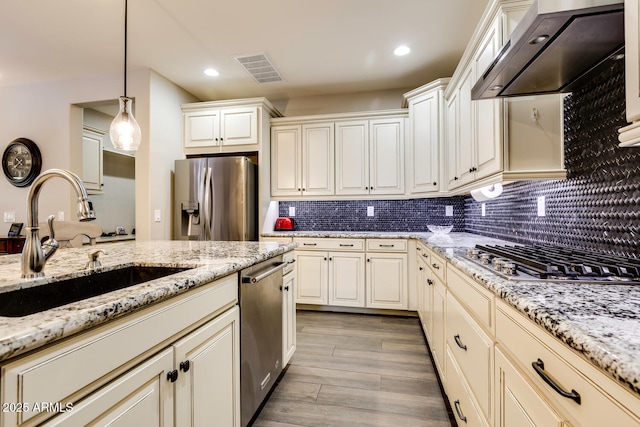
203 166 213 240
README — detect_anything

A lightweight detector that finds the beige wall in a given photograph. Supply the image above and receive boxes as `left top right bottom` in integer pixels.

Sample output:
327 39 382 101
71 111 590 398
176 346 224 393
0 69 197 240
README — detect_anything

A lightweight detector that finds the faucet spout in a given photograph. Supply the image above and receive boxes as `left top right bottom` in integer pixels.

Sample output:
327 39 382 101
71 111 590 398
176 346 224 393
21 169 96 278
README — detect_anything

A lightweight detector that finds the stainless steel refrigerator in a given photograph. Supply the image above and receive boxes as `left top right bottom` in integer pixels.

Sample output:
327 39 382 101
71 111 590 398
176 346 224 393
173 157 258 241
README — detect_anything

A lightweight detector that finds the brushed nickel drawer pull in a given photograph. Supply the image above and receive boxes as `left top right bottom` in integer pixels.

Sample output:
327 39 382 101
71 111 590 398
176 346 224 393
432 263 440 269
454 334 467 351
453 400 467 422
532 359 581 404
303 243 317 246
379 244 395 247
339 244 354 247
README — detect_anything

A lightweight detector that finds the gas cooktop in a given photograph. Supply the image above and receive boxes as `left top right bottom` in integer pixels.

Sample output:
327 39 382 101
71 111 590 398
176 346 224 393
461 244 640 285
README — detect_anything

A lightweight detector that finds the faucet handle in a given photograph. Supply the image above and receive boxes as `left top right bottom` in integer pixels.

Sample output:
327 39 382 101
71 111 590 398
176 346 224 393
42 215 59 260
86 249 107 269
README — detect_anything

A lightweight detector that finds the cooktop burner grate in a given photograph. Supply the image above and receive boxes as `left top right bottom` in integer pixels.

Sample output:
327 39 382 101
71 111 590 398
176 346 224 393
462 244 640 285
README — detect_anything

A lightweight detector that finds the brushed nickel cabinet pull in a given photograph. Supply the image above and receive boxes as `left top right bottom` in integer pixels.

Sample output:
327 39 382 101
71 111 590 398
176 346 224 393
454 400 467 422
454 334 467 351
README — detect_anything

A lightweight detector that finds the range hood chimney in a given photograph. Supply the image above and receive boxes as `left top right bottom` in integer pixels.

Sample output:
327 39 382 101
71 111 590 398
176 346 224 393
472 0 624 100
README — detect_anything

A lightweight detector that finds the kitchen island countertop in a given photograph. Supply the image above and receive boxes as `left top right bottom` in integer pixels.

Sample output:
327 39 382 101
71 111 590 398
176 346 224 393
0 240 296 362
264 230 640 396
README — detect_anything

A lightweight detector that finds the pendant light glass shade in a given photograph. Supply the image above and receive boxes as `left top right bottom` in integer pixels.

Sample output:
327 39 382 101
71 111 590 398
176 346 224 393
110 96 141 151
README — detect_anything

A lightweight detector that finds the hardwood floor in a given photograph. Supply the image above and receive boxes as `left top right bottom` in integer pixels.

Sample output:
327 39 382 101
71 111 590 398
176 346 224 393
253 310 454 427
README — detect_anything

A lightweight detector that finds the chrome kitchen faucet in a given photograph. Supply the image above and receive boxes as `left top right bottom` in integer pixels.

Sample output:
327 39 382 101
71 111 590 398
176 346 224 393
21 169 96 278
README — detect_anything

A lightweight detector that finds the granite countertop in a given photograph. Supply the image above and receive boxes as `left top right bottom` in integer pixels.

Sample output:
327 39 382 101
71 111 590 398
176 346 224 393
0 240 296 362
264 231 640 396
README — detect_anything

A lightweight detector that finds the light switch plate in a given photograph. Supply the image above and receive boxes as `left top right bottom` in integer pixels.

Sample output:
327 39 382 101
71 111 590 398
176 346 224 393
537 196 546 217
3 212 15 223
288 206 296 217
367 206 374 217
154 209 161 222
57 211 65 221
481 203 486 217
445 206 453 217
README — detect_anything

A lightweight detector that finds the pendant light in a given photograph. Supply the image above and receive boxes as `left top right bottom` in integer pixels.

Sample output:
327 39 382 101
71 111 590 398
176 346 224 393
110 0 142 151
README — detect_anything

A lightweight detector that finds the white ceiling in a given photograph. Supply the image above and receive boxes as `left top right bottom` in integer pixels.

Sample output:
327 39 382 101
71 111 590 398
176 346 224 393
0 0 490 102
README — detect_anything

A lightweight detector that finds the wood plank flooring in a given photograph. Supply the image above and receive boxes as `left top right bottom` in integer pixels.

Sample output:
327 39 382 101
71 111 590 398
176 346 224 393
253 310 454 427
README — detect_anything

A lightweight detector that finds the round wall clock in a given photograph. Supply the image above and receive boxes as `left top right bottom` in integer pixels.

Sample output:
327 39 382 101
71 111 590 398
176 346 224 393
2 138 42 187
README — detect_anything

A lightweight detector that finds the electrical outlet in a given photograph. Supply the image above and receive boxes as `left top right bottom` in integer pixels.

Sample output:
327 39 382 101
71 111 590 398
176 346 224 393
481 203 486 217
57 211 65 221
154 209 161 222
537 196 546 217
288 206 296 217
367 206 374 217
4 212 15 222
445 206 453 217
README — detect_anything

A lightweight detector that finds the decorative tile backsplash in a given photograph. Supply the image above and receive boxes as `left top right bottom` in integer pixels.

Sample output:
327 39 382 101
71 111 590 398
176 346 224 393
465 59 640 257
278 198 465 232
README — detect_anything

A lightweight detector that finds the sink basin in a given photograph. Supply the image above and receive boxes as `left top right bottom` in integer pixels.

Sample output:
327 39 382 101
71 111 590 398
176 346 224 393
0 266 191 317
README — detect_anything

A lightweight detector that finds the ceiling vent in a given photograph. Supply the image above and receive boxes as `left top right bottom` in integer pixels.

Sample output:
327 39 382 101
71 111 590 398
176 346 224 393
234 53 284 84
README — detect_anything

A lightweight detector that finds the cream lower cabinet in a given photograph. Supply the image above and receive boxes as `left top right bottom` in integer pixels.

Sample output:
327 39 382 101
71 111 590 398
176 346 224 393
282 251 297 366
1 275 240 427
365 239 408 310
294 238 366 307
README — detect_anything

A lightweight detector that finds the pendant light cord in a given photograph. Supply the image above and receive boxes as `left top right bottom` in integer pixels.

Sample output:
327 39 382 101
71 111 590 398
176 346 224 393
124 0 128 97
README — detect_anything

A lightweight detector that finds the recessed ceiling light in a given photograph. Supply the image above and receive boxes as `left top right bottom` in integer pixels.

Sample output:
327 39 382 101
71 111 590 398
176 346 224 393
394 45 411 56
204 68 220 77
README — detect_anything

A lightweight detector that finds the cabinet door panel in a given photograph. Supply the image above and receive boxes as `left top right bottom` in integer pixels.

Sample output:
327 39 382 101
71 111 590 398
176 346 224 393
185 112 220 148
409 93 440 193
456 65 475 187
329 252 365 307
271 126 302 196
82 128 104 193
495 347 564 427
302 123 334 195
432 278 446 380
366 254 407 309
43 349 174 427
446 93 460 189
296 252 328 304
369 119 404 195
174 307 240 427
283 270 297 365
335 121 369 195
221 107 258 146
474 17 503 179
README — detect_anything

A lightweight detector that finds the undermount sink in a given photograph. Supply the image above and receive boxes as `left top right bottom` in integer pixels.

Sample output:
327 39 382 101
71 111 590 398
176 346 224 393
0 266 191 317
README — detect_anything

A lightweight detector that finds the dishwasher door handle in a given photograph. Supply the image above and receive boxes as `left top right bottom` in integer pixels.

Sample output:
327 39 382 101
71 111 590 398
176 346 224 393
242 262 287 284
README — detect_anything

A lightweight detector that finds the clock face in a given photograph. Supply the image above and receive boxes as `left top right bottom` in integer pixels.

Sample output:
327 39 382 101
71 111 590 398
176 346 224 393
2 138 42 187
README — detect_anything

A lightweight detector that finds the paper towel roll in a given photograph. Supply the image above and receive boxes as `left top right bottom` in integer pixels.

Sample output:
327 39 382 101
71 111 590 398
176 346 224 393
471 183 503 201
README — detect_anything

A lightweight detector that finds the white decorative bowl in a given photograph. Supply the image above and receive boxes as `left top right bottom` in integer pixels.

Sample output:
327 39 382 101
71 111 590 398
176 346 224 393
427 224 453 234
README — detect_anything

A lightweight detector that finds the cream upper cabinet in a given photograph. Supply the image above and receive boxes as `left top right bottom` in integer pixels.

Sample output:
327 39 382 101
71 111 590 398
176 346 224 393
271 123 334 197
271 110 406 199
82 126 105 194
302 123 335 196
335 117 405 196
184 107 258 148
404 79 449 194
444 0 565 193
182 98 279 155
369 118 405 195
335 120 369 195
619 0 640 147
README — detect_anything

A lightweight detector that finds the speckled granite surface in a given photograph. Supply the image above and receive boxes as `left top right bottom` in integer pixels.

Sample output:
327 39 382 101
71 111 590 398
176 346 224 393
264 231 640 396
0 240 296 362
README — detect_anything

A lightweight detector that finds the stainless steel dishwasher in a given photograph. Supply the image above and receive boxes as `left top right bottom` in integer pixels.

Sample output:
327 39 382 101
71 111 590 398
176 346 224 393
240 255 285 427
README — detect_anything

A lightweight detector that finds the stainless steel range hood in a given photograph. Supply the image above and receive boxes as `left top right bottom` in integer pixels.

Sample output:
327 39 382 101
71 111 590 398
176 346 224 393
471 0 624 100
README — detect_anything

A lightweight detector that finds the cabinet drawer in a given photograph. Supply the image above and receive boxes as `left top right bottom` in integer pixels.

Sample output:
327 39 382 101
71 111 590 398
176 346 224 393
496 304 640 427
366 238 407 252
446 348 489 427
447 292 493 422
428 249 446 282
416 242 431 264
447 265 494 332
1 274 238 426
294 237 364 251
282 251 296 275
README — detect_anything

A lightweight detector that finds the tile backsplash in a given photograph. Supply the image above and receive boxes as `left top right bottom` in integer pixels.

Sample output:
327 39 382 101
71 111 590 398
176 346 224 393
278 198 465 232
465 58 639 257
